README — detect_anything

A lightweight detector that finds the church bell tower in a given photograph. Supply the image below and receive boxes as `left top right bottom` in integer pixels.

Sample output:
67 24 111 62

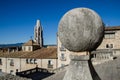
34 19 43 47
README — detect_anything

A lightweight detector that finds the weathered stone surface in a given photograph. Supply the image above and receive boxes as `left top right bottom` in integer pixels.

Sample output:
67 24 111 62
58 8 104 52
70 54 89 61
63 60 93 80
43 56 120 80
62 53 101 80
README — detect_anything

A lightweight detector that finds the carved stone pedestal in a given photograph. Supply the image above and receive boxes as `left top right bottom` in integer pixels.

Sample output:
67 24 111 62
63 52 101 80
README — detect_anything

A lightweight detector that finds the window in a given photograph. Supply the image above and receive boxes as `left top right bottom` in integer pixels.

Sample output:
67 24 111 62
61 53 65 59
48 60 52 65
0 59 2 65
10 70 13 75
60 44 66 51
26 59 37 64
34 59 37 64
104 34 109 39
110 34 115 38
29 46 31 51
48 60 53 68
10 59 14 66
30 59 33 64
60 53 66 61
104 33 115 39
106 44 113 48
61 64 65 67
24 47 26 51
23 46 26 51
26 59 29 64
110 44 113 48
106 44 109 48
0 69 2 72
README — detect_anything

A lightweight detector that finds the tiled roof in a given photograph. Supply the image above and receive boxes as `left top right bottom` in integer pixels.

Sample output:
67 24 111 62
23 40 39 46
105 26 120 31
0 47 57 59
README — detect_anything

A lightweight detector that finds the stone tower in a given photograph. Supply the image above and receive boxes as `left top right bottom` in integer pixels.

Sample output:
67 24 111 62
34 19 43 47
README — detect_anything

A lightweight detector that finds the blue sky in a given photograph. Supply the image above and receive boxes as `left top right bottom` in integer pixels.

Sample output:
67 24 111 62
0 0 120 45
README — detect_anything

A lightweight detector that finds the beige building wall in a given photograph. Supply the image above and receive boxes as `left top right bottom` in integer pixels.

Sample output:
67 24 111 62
0 57 57 75
40 59 57 69
98 30 120 56
98 30 120 49
0 58 7 73
57 37 71 68
57 28 120 67
0 58 21 75
22 46 33 52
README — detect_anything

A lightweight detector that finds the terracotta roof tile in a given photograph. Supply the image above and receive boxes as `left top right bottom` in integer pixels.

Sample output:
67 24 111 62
0 48 57 59
23 40 39 46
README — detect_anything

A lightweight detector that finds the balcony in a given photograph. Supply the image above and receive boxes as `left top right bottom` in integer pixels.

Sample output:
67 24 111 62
60 47 66 51
48 64 53 68
60 57 66 61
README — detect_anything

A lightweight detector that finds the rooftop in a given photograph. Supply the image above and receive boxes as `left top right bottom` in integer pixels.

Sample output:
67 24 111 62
23 39 39 46
43 56 120 80
0 47 57 59
105 26 120 31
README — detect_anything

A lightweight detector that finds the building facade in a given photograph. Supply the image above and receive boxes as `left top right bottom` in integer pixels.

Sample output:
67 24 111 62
57 26 120 67
22 39 40 52
57 36 70 67
0 47 57 75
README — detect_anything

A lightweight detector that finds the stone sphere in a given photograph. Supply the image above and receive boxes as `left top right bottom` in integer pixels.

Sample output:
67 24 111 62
58 8 104 52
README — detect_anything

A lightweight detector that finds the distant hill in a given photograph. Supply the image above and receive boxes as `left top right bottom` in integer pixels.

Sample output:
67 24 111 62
0 43 24 48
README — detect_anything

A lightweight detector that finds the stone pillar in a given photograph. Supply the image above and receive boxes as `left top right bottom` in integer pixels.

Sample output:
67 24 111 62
64 52 91 80
63 52 100 80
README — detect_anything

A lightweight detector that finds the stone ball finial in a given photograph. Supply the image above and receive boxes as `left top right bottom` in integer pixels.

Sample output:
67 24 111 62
58 8 104 52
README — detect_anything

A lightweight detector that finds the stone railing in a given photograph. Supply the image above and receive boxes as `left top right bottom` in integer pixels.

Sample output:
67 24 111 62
47 64 53 68
16 67 50 77
52 65 68 73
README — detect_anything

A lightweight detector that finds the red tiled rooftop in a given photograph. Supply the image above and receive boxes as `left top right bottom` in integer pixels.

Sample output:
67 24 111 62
0 47 57 59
